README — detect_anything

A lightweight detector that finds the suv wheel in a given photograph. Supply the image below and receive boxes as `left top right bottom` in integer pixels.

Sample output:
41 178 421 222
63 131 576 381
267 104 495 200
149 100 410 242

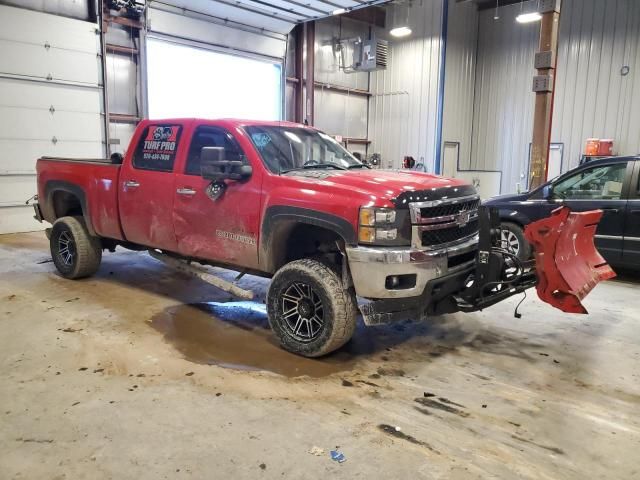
267 259 357 357
500 222 531 262
50 216 102 279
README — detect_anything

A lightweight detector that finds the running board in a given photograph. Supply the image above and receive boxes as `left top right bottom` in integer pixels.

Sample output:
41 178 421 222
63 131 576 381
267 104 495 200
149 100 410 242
148 250 254 300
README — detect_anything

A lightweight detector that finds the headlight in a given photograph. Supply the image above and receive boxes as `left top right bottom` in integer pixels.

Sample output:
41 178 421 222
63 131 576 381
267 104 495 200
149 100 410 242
358 207 406 245
359 207 396 226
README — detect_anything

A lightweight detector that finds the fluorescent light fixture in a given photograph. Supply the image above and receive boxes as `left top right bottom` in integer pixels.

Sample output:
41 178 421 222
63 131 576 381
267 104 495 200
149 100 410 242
332 8 346 15
390 26 412 37
516 11 542 23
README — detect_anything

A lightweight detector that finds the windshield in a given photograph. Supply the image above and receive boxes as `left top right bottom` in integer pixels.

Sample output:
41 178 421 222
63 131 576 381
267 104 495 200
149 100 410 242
244 126 363 173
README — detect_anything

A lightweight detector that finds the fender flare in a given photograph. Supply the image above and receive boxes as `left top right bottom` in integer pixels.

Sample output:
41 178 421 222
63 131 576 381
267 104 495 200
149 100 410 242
44 180 96 236
260 206 357 273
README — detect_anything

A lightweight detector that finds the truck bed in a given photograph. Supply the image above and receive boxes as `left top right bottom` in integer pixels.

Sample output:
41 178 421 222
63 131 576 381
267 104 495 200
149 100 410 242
36 156 125 241
39 156 118 165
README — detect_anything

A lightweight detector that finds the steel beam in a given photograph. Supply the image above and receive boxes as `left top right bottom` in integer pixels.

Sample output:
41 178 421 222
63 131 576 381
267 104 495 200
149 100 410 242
305 21 315 125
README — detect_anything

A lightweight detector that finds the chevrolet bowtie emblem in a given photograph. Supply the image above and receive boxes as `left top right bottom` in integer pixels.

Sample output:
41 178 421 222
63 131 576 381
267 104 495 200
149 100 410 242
456 210 471 227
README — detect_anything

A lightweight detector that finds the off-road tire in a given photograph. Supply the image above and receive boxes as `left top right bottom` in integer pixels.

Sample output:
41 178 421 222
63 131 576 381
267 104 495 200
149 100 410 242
50 216 102 279
267 258 357 357
500 221 531 262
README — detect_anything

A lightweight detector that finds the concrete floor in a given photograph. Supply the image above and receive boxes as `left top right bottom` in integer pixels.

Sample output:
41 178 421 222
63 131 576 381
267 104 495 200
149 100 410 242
1 232 639 480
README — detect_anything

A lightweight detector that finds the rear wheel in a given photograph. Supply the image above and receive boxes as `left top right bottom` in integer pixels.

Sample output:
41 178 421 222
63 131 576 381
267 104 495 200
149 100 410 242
50 216 102 279
267 259 357 357
500 222 531 262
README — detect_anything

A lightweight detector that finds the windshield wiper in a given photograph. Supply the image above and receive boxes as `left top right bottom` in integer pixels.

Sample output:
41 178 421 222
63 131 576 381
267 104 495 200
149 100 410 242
303 163 346 170
346 164 371 169
280 163 347 174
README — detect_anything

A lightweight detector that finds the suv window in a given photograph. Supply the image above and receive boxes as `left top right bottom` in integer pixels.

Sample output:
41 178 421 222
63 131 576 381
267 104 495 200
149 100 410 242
133 124 182 172
185 126 246 176
553 162 627 200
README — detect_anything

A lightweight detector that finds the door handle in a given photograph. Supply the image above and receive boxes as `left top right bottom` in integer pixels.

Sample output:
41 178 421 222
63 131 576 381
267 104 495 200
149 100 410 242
124 180 140 188
176 188 196 196
600 208 619 214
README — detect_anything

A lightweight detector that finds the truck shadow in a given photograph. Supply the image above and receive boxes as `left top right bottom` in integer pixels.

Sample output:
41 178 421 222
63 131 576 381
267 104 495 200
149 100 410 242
94 252 547 373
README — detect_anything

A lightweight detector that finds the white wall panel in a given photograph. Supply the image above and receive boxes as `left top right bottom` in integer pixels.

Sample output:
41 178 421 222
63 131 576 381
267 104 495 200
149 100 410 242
147 6 287 59
0 5 98 54
150 0 299 35
315 17 370 90
552 0 640 169
0 5 103 233
106 52 138 115
368 0 444 170
470 1 539 192
0 0 90 20
314 88 368 138
469 0 640 193
0 206 43 235
441 0 478 170
109 122 136 155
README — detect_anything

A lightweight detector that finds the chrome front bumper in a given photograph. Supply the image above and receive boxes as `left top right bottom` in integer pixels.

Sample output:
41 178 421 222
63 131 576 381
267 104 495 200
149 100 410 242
345 236 478 299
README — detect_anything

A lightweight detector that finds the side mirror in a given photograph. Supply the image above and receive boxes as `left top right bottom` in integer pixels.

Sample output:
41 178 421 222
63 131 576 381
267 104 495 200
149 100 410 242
200 146 252 181
110 152 124 165
542 184 553 200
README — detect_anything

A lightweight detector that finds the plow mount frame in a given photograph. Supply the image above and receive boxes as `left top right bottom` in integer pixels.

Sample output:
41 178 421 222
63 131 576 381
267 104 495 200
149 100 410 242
452 206 614 315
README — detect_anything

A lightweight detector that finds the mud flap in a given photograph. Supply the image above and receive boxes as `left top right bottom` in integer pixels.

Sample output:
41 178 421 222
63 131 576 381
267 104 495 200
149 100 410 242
524 206 616 314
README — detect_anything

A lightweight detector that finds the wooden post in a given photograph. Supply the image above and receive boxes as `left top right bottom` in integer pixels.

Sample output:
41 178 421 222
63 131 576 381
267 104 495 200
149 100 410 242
529 0 561 190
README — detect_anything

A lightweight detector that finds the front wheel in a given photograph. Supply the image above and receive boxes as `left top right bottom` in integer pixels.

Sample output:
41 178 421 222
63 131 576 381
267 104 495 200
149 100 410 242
500 222 531 262
267 259 357 357
50 216 102 279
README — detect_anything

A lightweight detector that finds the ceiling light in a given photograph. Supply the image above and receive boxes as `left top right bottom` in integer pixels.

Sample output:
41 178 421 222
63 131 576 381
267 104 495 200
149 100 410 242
332 8 346 15
516 11 542 23
390 26 412 37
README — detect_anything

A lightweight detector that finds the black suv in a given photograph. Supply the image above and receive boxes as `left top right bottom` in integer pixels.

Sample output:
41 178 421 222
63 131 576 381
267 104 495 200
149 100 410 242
484 156 640 269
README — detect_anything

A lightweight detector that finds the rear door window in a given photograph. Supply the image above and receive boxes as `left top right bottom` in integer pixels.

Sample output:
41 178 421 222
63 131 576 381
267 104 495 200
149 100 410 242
185 126 246 176
133 124 183 172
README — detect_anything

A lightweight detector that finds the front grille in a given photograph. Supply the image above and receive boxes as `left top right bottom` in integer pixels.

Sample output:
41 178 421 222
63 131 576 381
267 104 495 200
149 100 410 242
421 219 479 247
419 198 480 219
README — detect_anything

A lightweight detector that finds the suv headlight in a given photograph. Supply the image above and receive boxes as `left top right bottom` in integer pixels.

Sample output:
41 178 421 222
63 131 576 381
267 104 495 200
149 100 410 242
358 207 409 245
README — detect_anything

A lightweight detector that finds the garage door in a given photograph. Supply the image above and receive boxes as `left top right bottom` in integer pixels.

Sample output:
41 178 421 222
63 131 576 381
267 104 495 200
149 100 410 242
146 38 283 120
0 5 104 234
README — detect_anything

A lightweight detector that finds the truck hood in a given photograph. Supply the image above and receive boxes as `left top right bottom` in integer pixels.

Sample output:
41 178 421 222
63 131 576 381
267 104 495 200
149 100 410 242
283 169 471 205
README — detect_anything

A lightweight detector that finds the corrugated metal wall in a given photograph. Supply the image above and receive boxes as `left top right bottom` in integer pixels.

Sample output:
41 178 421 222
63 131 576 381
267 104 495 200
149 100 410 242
314 17 370 142
470 1 539 192
441 0 478 169
368 0 444 170
469 0 640 193
552 0 640 169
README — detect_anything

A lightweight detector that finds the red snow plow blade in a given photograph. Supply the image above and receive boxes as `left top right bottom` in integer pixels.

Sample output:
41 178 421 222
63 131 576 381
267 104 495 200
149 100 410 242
524 207 616 314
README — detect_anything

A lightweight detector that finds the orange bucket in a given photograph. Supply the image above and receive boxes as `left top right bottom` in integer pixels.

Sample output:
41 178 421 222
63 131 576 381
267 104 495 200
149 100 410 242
598 139 613 155
585 138 600 156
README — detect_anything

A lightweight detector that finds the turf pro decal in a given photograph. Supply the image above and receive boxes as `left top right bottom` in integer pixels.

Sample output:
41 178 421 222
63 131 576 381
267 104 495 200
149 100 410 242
142 125 181 163
216 230 256 246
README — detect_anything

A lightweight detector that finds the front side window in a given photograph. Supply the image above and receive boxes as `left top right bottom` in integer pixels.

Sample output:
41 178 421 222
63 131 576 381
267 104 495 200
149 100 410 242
133 124 182 172
185 126 246 176
553 163 627 200
244 126 363 173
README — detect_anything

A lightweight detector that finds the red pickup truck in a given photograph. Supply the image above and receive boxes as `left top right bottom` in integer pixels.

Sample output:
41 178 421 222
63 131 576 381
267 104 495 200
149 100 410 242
34 119 613 357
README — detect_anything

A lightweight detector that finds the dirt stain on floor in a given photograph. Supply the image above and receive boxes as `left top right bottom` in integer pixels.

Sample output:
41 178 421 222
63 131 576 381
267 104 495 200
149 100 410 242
150 302 360 378
0 232 48 251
